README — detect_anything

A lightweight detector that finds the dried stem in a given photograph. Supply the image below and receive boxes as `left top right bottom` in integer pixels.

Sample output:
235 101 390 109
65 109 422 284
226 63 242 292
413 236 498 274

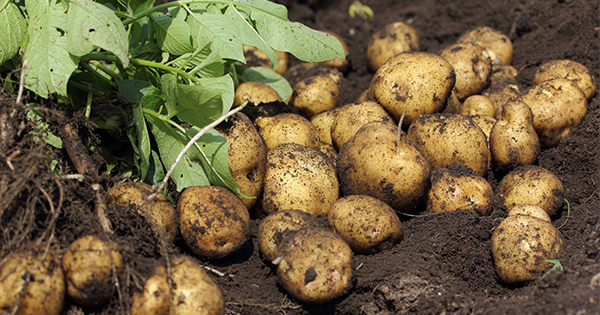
396 110 407 156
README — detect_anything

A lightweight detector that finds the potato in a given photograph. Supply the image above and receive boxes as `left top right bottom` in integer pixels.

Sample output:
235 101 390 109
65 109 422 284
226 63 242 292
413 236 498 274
321 31 350 73
426 165 494 215
533 59 596 101
62 235 124 307
178 186 250 259
276 227 353 304
482 79 521 119
490 64 518 85
285 62 343 88
489 99 540 171
459 95 495 117
318 141 338 169
518 78 588 147
310 107 341 145
407 114 489 176
439 42 493 100
131 263 171 315
0 251 65 315
289 75 341 118
170 255 225 315
456 26 513 65
355 89 371 103
506 205 551 223
257 209 322 262
337 121 431 213
368 52 455 128
328 195 403 254
243 45 288 75
215 112 267 209
497 165 564 216
255 113 320 151
330 101 393 150
259 143 339 217
491 214 564 285
470 114 496 167
233 81 282 106
367 21 419 72
109 182 178 243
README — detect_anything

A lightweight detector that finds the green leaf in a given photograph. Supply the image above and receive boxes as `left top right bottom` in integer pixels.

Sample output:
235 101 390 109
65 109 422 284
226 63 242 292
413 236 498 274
175 76 234 127
169 45 225 78
131 102 151 181
146 149 165 186
239 66 292 101
252 11 344 62
233 0 288 20
153 13 194 56
66 0 129 67
0 0 9 12
187 12 245 63
23 0 79 98
0 2 27 65
26 108 64 149
118 79 153 102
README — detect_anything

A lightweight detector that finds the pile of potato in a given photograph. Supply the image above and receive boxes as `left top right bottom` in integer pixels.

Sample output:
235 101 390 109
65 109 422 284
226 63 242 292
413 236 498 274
2 21 595 314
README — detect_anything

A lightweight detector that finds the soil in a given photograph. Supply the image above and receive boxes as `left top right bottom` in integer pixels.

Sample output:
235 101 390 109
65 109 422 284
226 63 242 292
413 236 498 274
0 0 598 314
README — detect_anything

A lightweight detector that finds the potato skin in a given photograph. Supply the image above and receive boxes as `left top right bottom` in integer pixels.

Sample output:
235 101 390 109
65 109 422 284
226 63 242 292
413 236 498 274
330 101 393 150
533 59 596 101
367 22 419 72
507 205 551 223
109 182 179 242
328 195 403 254
131 263 171 315
457 26 513 65
459 95 495 117
497 165 564 216
259 143 339 217
337 121 431 213
290 75 340 118
234 81 282 106
482 79 521 120
170 255 225 315
0 252 65 315
62 235 124 307
178 186 250 259
215 112 267 209
368 51 455 128
255 113 320 151
277 227 353 304
310 107 341 145
439 42 492 100
492 215 564 285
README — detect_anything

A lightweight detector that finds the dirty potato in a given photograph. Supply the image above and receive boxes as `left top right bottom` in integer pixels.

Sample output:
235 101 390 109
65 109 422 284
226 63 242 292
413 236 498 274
289 75 341 118
439 42 493 100
170 255 225 315
367 22 419 72
310 107 341 145
255 113 320 150
533 59 596 101
330 101 393 150
457 26 513 65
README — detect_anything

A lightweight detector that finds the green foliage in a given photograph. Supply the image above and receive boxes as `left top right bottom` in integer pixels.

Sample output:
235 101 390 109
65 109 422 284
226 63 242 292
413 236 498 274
0 0 344 193
539 259 563 281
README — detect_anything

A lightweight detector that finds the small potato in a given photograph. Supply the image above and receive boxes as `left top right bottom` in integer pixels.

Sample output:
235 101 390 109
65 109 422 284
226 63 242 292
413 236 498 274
321 31 350 73
0 252 65 315
310 108 341 145
367 22 419 72
257 210 322 262
62 235 124 307
255 113 320 150
290 75 341 118
243 45 288 75
234 81 282 106
440 42 493 100
277 227 353 304
109 182 178 243
492 215 564 285
507 205 551 223
337 121 431 213
170 255 225 315
426 165 494 215
489 99 540 171
533 59 596 101
482 79 521 119
330 101 393 150
490 64 518 85
518 78 588 147
215 112 267 209
178 186 250 259
497 165 564 216
259 143 339 217
328 195 403 254
407 114 489 176
459 95 496 117
470 114 497 167
368 52 456 128
131 263 171 315
457 26 513 65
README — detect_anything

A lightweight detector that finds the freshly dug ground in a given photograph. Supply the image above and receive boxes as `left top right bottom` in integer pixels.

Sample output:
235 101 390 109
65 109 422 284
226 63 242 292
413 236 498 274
0 0 598 314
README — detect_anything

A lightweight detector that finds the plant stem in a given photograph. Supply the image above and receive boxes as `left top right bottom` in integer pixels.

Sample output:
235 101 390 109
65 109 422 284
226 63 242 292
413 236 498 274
79 61 118 88
90 61 122 81
68 81 103 97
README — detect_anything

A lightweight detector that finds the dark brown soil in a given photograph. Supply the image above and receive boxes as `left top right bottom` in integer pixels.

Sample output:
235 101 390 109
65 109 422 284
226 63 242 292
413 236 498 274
0 0 598 314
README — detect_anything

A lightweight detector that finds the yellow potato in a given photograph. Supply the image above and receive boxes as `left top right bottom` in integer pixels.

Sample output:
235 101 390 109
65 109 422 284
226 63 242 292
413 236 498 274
367 22 419 72
533 59 596 100
459 95 496 117
457 26 513 65
321 31 350 73
170 255 225 315
490 64 518 85
131 263 171 315
439 42 493 100
482 79 521 119
310 107 341 145
506 205 551 223
330 101 393 150
243 45 288 75
290 75 341 118
234 81 282 106
255 113 320 150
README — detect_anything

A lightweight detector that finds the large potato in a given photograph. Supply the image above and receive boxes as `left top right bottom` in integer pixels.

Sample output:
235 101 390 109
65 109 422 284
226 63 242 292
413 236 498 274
368 52 455 128
289 75 340 118
257 209 322 262
255 113 320 150
337 121 431 213
215 112 267 209
533 59 596 100
131 263 171 315
367 22 419 72
109 182 178 242
518 78 588 147
259 143 339 217
439 42 493 100
277 227 353 304
330 101 393 150
0 252 65 315
497 165 564 216
492 214 564 285
178 186 250 259
407 114 489 176
456 26 513 65
62 235 124 307
170 255 225 315
328 195 403 254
